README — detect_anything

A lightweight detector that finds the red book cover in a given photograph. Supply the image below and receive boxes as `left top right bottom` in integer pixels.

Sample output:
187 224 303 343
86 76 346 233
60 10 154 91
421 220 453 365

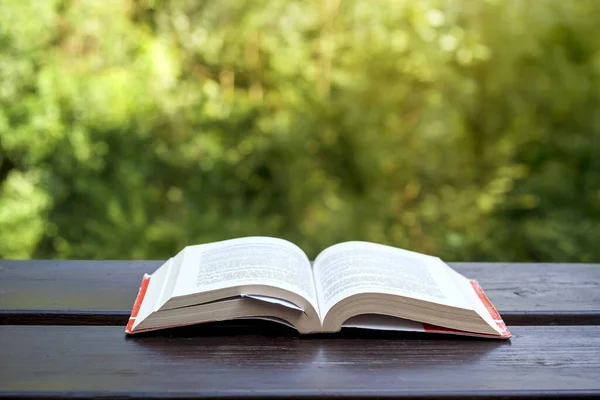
125 274 151 334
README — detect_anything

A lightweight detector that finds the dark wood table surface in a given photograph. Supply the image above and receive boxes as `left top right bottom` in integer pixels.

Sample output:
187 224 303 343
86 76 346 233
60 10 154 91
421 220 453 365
1 260 600 399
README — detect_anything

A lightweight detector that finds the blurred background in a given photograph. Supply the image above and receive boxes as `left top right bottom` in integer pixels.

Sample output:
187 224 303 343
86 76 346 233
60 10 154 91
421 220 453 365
0 0 599 261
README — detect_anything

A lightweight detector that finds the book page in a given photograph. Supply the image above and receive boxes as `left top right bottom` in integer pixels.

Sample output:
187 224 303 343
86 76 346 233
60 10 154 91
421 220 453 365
342 314 426 332
313 241 473 317
241 294 304 311
169 236 319 312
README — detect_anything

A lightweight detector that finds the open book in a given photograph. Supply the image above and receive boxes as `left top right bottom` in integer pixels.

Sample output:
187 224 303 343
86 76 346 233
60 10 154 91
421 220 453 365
126 237 511 339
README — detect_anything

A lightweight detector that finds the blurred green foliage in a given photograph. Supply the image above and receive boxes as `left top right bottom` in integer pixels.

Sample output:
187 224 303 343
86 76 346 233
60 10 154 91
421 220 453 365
1 0 599 261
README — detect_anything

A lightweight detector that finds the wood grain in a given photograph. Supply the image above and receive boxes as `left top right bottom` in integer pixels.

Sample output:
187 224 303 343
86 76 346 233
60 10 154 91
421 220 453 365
0 325 599 399
1 260 599 325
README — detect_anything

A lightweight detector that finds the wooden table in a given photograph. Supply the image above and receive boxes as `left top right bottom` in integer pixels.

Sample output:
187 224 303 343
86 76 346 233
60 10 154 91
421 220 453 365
1 261 599 399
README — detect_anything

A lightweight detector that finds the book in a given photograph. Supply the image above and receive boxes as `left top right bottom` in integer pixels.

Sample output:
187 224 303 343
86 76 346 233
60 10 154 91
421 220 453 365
126 237 511 339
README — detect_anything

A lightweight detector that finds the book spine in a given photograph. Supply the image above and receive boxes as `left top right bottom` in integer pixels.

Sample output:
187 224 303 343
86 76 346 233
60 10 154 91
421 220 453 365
125 274 151 334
